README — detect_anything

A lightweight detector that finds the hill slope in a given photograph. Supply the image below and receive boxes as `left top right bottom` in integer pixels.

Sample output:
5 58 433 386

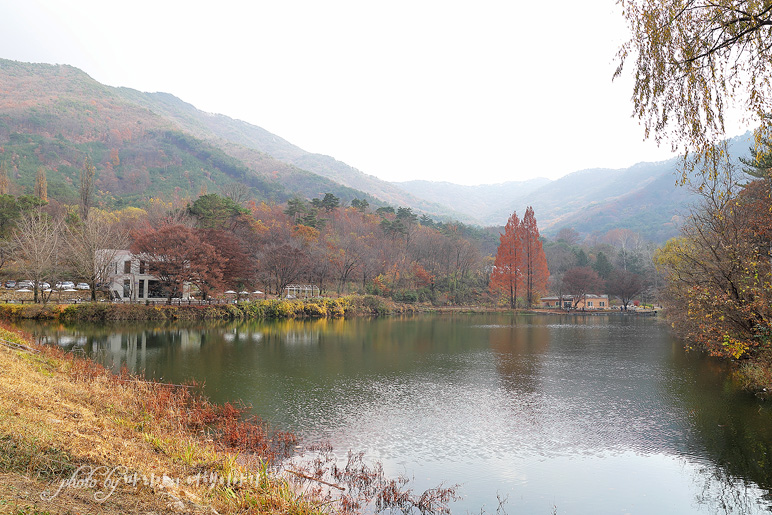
394 178 551 224
396 132 754 242
0 58 753 240
0 59 392 209
113 88 471 221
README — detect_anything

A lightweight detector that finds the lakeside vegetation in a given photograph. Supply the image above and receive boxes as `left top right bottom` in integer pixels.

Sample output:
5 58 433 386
0 322 315 514
0 323 460 514
0 295 421 322
617 0 772 393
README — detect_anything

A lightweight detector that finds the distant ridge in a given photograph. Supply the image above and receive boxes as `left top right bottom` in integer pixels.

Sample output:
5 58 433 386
395 132 754 242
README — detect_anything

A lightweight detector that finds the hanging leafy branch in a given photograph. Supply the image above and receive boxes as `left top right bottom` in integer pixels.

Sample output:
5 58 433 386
616 0 772 179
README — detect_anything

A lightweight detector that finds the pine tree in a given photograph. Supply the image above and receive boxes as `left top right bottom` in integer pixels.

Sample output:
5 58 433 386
490 211 523 308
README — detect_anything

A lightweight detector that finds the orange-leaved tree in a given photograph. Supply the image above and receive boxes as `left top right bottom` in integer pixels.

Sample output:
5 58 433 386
490 211 523 308
521 206 549 307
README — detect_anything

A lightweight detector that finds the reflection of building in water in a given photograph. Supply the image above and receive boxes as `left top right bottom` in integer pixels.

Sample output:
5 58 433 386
283 330 319 346
223 329 263 343
101 333 147 374
43 334 88 348
97 330 203 373
179 330 201 351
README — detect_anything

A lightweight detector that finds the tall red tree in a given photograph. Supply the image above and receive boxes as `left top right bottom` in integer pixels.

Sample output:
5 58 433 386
521 206 550 307
490 211 523 308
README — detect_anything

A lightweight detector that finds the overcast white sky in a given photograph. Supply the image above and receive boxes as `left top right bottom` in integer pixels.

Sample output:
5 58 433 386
0 1 752 185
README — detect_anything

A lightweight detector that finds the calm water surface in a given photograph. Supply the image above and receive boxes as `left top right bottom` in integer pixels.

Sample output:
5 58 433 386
22 314 772 514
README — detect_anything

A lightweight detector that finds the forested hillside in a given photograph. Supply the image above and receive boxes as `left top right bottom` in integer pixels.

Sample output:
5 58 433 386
1 57 742 242
111 83 470 220
0 59 381 209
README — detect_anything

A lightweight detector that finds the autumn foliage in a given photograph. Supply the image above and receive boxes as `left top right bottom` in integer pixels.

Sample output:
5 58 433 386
657 175 772 361
131 224 224 302
490 207 549 308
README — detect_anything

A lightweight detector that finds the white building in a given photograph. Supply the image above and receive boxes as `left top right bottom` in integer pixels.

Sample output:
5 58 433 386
99 250 190 301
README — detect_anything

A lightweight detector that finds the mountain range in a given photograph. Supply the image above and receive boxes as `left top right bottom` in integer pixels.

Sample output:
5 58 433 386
0 58 753 243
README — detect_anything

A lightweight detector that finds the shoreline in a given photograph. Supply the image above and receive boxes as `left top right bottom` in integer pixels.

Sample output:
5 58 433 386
0 323 318 514
0 295 660 322
0 322 459 514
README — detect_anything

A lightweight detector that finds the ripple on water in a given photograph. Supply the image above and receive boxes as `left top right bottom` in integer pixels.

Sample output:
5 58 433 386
297 347 696 467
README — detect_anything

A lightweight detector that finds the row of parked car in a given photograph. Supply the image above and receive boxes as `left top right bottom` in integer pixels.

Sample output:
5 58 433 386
4 280 90 290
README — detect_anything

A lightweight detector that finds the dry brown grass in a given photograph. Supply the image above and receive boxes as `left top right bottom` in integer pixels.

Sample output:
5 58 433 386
0 323 460 515
0 323 323 515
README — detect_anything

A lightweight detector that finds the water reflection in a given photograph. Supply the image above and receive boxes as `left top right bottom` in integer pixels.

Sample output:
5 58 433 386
18 315 772 514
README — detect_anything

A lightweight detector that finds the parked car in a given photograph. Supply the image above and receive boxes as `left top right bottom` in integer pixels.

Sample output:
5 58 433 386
36 282 50 290
55 281 76 289
76 283 90 290
4 280 16 289
16 280 33 289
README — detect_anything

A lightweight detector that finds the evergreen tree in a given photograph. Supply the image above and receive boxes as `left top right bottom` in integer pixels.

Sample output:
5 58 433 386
593 251 614 279
575 248 589 267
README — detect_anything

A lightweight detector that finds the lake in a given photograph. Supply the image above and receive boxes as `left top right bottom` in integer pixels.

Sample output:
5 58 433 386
21 313 772 514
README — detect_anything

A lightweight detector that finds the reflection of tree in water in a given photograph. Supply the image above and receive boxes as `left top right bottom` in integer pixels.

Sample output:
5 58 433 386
665 344 772 511
694 461 772 514
487 321 550 394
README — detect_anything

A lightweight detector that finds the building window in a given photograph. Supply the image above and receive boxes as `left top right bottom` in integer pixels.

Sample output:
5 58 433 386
138 280 145 299
148 280 163 298
139 260 146 274
123 279 131 298
588 301 593 307
124 260 131 274
600 301 605 307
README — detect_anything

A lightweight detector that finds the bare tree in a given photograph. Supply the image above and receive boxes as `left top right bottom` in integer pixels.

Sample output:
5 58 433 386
0 239 17 274
220 182 252 205
65 212 129 301
14 211 62 303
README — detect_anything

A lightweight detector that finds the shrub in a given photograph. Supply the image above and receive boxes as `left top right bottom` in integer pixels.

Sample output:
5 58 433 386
303 303 327 318
361 295 391 315
392 291 418 303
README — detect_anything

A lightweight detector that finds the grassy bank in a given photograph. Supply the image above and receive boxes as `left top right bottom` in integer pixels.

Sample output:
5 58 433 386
0 323 324 515
0 294 421 322
0 324 460 515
